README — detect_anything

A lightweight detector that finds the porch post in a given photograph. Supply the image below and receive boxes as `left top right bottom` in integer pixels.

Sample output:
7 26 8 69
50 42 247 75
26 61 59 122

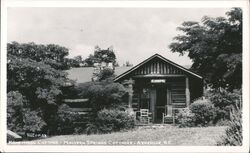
128 78 134 108
185 76 190 107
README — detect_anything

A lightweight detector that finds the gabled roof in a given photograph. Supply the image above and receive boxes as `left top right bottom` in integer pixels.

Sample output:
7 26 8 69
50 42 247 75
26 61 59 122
114 54 202 82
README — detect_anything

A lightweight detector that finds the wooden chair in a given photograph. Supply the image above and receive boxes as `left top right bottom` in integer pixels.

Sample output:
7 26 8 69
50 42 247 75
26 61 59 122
162 105 175 124
139 109 152 124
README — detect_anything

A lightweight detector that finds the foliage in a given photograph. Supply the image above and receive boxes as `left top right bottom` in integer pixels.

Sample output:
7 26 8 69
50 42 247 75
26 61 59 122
22 109 47 133
209 88 241 109
7 91 46 133
217 104 242 146
8 57 67 108
124 61 133 67
7 42 71 134
176 99 217 127
45 104 81 135
77 80 128 112
96 68 115 81
73 127 86 134
73 55 84 67
215 119 231 126
86 109 135 134
189 99 216 126
176 108 195 128
208 88 242 120
7 42 69 107
169 8 242 90
7 91 25 132
8 42 69 70
215 91 242 146
66 56 85 68
55 104 76 135
84 46 116 66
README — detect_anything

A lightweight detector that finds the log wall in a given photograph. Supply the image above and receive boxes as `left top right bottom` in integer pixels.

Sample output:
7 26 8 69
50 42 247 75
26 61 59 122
170 81 186 108
131 77 187 111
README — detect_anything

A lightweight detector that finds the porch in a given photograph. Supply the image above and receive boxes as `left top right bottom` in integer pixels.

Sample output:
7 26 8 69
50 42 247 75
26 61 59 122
129 76 190 124
114 54 203 124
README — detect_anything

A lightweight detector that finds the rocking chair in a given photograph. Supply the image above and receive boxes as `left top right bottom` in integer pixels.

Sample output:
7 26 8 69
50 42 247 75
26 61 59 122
162 105 175 124
139 109 152 124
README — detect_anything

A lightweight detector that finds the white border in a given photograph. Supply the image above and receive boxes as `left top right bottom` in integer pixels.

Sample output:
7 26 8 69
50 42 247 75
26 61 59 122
1 0 249 152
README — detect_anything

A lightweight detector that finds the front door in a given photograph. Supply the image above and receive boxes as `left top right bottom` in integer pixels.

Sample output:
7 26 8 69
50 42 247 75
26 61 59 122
148 84 170 123
155 85 167 123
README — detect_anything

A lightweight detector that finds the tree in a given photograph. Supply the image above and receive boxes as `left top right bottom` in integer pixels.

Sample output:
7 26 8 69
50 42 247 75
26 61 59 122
169 8 242 90
73 55 83 67
95 68 115 81
7 54 67 107
8 42 70 70
77 79 128 112
7 42 70 134
65 55 84 68
124 61 133 67
84 46 116 66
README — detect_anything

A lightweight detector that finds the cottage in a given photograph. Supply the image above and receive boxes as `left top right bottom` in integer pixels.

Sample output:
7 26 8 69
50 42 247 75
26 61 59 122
66 53 203 123
114 54 203 123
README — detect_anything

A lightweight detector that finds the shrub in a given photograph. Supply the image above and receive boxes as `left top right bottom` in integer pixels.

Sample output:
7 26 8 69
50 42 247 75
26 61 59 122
86 109 135 134
55 104 77 135
7 91 46 133
23 109 47 133
189 99 216 126
209 89 241 120
96 68 115 81
7 91 25 132
209 89 241 108
47 104 79 135
77 80 128 112
215 119 231 126
74 127 85 134
217 109 242 145
176 108 195 127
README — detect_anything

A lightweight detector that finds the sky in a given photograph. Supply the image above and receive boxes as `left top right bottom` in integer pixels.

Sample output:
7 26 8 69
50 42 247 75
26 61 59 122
7 7 229 66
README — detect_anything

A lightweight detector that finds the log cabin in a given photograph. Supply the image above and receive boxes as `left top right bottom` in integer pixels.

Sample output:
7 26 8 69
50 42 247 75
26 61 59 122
114 54 203 123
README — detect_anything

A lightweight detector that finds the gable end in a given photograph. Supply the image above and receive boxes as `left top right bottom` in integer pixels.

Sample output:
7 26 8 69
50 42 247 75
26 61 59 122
114 54 202 82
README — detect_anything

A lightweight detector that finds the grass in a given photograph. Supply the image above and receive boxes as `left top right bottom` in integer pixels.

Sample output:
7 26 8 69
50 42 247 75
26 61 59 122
18 125 227 146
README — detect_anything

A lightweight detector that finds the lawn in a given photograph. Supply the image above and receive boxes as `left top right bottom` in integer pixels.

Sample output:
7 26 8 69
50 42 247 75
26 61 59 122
17 125 227 146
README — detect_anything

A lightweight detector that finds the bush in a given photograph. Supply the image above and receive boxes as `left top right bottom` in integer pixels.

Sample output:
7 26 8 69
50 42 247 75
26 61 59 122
86 109 135 134
217 109 242 145
209 89 242 121
23 109 47 134
96 68 115 81
74 127 85 134
176 108 195 127
176 99 217 127
209 89 241 109
7 91 25 132
47 104 80 135
7 91 46 134
77 80 128 112
189 99 216 126
55 104 77 135
215 119 231 126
